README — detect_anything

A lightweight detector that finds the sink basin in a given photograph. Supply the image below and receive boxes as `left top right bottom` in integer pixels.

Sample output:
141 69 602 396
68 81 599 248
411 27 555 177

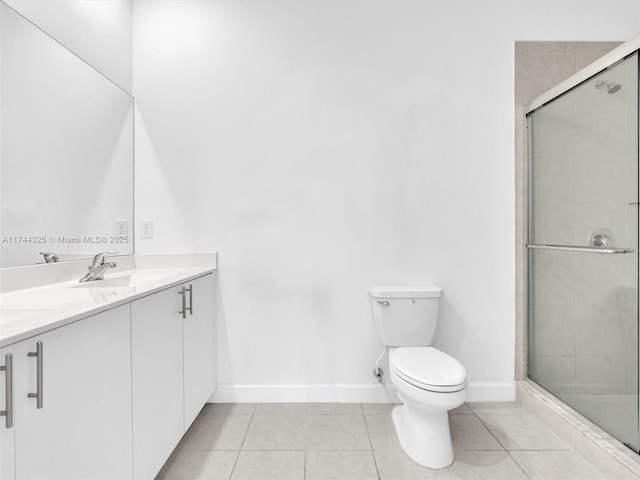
72 270 178 289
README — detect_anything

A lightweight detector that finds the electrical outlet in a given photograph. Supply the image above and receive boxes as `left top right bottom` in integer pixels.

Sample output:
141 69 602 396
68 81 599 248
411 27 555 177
141 219 153 238
115 219 128 236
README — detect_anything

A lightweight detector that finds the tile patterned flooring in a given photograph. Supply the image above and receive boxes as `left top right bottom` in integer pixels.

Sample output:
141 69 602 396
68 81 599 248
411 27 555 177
156 402 607 480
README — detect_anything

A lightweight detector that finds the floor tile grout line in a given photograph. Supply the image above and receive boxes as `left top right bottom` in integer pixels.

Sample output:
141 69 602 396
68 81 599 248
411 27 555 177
449 465 462 480
303 448 307 480
361 404 383 480
238 448 310 452
477 410 574 451
473 411 513 452
505 449 534 479
228 406 256 479
506 449 607 479
226 450 241 480
457 405 532 479
167 402 589 480
303 412 309 480
505 448 579 451
455 448 517 452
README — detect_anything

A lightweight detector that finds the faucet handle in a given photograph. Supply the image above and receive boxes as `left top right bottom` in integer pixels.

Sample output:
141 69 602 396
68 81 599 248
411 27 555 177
39 252 59 263
91 252 118 265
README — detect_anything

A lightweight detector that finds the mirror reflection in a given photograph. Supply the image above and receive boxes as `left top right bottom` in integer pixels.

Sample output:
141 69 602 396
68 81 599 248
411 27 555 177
0 3 134 267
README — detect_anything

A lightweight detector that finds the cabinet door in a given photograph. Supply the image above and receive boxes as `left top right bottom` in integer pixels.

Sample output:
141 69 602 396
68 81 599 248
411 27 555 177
0 346 14 480
13 305 133 480
183 274 216 427
131 286 184 480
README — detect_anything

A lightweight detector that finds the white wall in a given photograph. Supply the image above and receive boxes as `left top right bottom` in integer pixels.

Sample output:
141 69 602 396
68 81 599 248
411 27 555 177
133 0 640 402
2 0 132 92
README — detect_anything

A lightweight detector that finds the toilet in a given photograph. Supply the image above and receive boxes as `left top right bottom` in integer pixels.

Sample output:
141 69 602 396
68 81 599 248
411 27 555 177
370 285 467 469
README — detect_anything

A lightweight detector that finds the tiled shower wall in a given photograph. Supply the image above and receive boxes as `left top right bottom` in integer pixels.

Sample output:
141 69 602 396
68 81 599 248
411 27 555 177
514 41 623 382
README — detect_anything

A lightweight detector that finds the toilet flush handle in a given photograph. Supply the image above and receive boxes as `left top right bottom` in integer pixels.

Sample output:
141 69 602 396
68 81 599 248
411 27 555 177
377 301 390 307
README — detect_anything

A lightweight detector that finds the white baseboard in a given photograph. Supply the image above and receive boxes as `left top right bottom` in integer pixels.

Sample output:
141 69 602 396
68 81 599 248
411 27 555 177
210 384 399 403
209 381 516 403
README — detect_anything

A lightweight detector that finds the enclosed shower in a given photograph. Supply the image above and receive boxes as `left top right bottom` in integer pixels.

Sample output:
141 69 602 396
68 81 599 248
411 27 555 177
526 48 639 451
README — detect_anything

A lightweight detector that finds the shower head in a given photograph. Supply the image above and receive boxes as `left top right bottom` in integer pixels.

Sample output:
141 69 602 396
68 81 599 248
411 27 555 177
595 79 622 94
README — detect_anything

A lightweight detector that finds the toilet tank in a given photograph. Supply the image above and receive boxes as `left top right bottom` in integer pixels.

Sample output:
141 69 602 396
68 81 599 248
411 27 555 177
370 285 443 347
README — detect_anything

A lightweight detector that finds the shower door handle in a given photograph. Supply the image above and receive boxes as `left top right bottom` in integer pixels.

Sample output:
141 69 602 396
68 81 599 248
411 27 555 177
526 244 633 254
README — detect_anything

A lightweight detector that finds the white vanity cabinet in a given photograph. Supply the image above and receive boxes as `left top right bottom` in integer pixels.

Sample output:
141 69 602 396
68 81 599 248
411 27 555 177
132 273 215 480
0 264 216 480
9 304 133 480
183 274 216 426
131 285 185 480
0 346 15 480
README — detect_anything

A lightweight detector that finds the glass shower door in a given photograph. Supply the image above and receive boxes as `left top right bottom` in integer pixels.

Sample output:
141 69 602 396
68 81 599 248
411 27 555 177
527 52 639 450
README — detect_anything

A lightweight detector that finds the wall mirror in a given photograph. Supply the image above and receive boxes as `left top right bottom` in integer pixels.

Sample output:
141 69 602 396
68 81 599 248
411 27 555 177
0 2 134 267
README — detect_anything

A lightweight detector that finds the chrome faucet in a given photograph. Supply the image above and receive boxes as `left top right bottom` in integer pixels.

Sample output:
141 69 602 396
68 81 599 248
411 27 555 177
79 252 117 283
39 252 59 263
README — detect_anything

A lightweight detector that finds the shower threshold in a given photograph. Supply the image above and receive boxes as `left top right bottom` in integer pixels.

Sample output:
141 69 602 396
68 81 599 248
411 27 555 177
518 379 640 477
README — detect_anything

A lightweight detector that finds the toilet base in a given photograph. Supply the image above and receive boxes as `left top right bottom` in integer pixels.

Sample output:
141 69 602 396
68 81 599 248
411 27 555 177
391 403 454 469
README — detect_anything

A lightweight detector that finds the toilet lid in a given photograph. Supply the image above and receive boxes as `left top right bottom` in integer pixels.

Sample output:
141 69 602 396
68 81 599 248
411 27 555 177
391 347 466 391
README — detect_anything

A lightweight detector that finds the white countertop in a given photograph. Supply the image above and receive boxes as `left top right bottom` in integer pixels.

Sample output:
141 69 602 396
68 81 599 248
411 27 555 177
0 253 217 347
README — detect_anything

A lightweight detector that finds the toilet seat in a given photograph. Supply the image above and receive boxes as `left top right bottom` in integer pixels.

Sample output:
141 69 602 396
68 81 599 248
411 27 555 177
391 347 466 393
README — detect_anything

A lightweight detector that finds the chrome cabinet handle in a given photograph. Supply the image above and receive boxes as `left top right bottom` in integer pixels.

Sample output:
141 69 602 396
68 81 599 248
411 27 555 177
0 354 13 428
178 287 187 319
27 342 43 409
186 284 193 316
377 301 390 307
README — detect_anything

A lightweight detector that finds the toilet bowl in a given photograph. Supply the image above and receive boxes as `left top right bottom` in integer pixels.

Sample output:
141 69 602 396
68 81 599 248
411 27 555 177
369 285 467 469
389 346 467 468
